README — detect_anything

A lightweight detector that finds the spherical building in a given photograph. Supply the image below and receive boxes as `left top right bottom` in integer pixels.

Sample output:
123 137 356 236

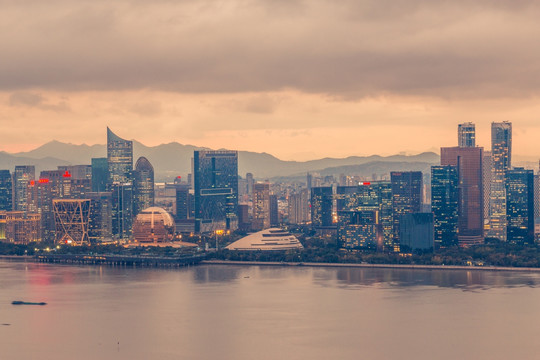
132 207 175 243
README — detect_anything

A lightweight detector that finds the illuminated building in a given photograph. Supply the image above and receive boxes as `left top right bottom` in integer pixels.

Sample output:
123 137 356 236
0 170 12 211
399 213 434 251
252 182 270 231
132 207 175 243
226 228 303 251
431 166 458 248
27 178 55 242
338 210 382 249
441 146 484 246
193 150 238 232
458 122 475 147
391 172 422 247
0 211 5 240
336 181 393 250
92 158 109 192
133 156 155 216
489 121 512 241
506 168 534 244
483 151 492 231
87 192 113 243
57 165 92 180
107 127 133 186
311 187 333 228
53 199 90 245
111 182 133 239
4 211 41 244
13 165 35 212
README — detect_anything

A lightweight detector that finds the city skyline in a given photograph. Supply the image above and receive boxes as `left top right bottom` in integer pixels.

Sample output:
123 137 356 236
3 1 540 160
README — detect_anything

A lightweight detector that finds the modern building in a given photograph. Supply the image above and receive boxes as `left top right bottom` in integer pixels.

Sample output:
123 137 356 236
12 165 35 212
107 127 133 186
87 192 113 243
91 158 109 192
133 156 155 216
252 182 270 231
458 122 476 147
270 194 279 227
27 178 55 242
0 170 12 211
53 199 91 245
490 121 512 241
391 172 423 247
483 151 492 231
311 186 333 228
338 210 382 249
132 207 175 243
175 184 192 220
111 182 133 239
4 211 41 244
246 173 254 197
506 168 534 244
399 213 434 251
226 228 303 251
57 165 92 180
288 189 310 224
193 150 238 232
431 165 459 248
441 146 484 246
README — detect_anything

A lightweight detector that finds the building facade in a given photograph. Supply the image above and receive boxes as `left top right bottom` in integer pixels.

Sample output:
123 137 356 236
107 127 133 186
431 165 459 248
458 122 476 147
133 156 155 217
391 172 422 248
506 168 534 244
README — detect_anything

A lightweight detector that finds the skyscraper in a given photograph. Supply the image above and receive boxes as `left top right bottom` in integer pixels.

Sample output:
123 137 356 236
506 168 534 244
107 127 133 186
287 189 310 224
91 158 109 192
431 165 459 248
111 182 133 239
133 156 155 216
482 151 492 231
252 182 270 231
12 165 35 212
338 210 381 249
391 171 422 247
0 170 12 211
441 146 484 246
269 194 279 227
490 121 512 241
311 186 333 228
458 122 475 147
193 150 238 232
87 192 113 243
27 178 55 241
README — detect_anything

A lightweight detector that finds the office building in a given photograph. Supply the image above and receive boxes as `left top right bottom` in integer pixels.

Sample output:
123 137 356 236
193 150 238 232
252 182 270 231
53 199 91 245
87 192 113 243
175 184 192 220
133 156 155 216
91 158 109 192
311 187 333 228
391 172 422 247
441 146 484 246
13 165 35 212
0 170 12 211
107 127 133 186
27 178 55 242
399 213 434 251
270 194 279 227
4 211 41 244
338 210 382 249
490 121 512 241
111 182 133 239
458 122 476 147
431 166 459 248
288 189 310 224
483 151 492 231
506 168 534 244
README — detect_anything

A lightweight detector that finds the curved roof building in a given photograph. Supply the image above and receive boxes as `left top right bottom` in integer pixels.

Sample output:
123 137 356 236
133 156 155 216
133 207 175 243
226 228 303 251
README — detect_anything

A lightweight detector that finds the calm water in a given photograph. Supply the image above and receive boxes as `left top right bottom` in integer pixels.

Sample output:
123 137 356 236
1 261 540 360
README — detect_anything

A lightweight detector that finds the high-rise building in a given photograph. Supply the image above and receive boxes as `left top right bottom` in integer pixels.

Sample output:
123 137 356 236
12 165 35 212
133 156 155 216
338 210 381 249
175 184 192 220
458 122 475 147
0 170 12 211
252 182 270 231
27 178 55 241
246 173 254 196
441 146 484 246
287 189 310 224
311 187 333 228
270 194 279 227
391 172 422 247
111 182 133 239
91 158 109 192
87 192 113 243
53 199 91 245
336 181 393 250
193 150 238 232
57 165 92 180
490 121 512 241
4 211 41 244
107 127 133 186
399 213 434 251
506 168 534 244
483 151 492 231
431 166 459 248
534 174 540 221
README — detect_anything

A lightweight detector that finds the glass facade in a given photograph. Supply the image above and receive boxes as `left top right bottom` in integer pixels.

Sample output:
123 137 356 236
91 158 109 192
490 121 512 241
133 156 155 216
431 165 458 248
506 168 534 244
458 122 476 147
111 182 133 239
310 186 333 228
337 210 381 249
391 172 422 247
107 127 133 186
0 170 12 211
13 165 35 213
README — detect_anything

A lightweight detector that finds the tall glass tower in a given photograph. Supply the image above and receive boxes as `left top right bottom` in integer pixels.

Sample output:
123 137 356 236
506 168 534 244
391 171 423 248
431 165 459 248
107 127 133 186
0 170 12 211
490 121 512 241
458 122 476 147
133 156 155 216
13 165 35 213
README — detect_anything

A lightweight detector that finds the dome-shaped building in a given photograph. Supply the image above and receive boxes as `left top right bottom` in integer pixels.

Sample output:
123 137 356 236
132 207 175 243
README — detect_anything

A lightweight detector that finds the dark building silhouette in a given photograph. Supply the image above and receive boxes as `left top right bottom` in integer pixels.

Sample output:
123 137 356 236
506 168 534 244
399 213 434 251
133 156 155 216
270 194 279 227
107 127 133 186
194 150 238 232
391 171 422 248
441 146 484 246
311 186 333 228
0 170 12 211
431 165 459 248
91 158 108 192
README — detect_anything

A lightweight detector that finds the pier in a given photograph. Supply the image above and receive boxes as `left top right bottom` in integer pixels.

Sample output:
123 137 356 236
34 253 206 267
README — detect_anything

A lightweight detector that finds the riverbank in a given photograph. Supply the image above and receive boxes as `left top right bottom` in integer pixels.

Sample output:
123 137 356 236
202 259 540 272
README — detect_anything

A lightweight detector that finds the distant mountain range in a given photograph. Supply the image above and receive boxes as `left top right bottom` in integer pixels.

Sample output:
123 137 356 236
0 140 442 181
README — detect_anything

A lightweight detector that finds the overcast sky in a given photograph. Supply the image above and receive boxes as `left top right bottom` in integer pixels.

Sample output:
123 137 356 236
2 0 540 160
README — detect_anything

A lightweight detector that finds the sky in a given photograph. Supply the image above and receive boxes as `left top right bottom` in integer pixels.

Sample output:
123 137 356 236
2 0 540 160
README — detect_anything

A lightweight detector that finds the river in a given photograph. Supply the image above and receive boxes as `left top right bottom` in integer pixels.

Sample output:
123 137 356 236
1 260 540 360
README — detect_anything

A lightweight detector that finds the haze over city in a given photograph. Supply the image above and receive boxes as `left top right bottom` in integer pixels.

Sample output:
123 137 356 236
2 0 540 159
